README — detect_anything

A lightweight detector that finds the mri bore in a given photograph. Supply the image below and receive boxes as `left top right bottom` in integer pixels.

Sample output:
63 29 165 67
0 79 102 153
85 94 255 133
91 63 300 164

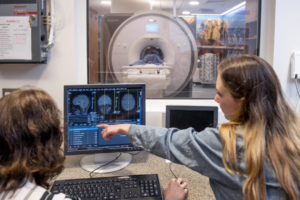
121 93 135 111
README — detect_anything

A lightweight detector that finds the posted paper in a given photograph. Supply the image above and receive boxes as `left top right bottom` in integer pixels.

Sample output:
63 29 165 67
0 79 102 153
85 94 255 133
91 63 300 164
0 16 32 60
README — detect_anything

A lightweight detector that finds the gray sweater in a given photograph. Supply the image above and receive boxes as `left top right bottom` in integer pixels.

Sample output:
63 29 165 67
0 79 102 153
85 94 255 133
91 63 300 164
128 125 288 200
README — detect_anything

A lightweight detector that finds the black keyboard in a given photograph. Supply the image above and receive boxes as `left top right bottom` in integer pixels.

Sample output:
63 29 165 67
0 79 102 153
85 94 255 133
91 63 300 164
50 174 163 200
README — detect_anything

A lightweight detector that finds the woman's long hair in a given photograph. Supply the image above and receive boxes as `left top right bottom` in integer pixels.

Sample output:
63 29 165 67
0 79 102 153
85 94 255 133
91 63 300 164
0 88 65 195
218 55 300 200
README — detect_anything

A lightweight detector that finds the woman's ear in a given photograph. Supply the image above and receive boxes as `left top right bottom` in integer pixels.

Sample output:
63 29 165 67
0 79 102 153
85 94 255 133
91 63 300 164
237 97 245 107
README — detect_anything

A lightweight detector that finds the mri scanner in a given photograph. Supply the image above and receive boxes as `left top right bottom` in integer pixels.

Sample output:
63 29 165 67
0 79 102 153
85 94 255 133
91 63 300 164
100 11 197 98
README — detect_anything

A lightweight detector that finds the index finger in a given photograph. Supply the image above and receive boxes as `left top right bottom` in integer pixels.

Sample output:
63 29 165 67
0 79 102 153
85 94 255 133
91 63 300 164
97 124 109 129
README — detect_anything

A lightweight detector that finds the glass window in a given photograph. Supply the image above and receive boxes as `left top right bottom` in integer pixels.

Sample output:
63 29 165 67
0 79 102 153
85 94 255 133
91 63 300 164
87 0 261 99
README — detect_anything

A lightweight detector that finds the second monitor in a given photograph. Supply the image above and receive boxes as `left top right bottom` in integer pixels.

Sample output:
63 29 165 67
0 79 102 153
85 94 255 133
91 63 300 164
166 106 218 131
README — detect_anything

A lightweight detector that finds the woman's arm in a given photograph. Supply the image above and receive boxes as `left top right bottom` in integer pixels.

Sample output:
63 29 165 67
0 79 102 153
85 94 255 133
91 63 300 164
98 124 244 187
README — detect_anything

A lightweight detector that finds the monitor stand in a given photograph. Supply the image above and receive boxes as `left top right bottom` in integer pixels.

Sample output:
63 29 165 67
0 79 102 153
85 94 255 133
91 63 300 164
80 152 132 173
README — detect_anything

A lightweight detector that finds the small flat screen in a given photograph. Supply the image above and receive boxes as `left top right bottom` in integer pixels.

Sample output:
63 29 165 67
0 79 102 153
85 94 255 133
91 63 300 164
166 106 218 132
146 24 158 32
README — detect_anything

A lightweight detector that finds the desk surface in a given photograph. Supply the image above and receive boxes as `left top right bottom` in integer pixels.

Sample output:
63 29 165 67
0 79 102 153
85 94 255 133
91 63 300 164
55 151 215 200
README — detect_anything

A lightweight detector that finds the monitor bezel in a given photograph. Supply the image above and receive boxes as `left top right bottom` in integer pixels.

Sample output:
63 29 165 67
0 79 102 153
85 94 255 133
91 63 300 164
64 83 146 155
165 105 218 129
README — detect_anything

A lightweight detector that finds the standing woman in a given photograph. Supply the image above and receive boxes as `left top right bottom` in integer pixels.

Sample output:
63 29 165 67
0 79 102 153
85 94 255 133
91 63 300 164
98 55 300 200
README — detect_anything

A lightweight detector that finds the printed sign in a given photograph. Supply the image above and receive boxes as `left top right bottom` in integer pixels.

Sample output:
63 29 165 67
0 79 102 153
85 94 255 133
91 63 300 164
0 16 32 60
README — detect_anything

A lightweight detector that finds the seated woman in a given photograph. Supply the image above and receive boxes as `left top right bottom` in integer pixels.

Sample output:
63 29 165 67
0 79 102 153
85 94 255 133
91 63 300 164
98 55 300 200
0 88 184 200
0 88 77 200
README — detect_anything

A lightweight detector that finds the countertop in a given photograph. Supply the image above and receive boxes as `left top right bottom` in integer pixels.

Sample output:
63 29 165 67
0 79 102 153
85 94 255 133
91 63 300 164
54 151 216 200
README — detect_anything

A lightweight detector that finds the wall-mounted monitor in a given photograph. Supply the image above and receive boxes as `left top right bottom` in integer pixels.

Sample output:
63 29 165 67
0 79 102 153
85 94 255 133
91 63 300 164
146 24 158 32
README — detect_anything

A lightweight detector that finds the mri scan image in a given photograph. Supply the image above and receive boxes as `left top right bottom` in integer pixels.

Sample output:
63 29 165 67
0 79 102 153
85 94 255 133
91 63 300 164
121 93 136 111
97 94 112 114
71 94 91 114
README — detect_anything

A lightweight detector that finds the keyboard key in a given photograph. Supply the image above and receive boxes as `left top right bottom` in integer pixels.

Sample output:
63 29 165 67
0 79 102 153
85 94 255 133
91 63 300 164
141 193 149 197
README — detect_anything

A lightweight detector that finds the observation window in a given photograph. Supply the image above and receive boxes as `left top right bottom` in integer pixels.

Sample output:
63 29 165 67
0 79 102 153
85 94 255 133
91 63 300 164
87 0 261 99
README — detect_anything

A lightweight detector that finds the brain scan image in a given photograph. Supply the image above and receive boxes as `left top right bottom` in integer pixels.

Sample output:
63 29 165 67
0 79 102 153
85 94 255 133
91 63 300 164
72 94 90 114
121 93 136 111
97 94 112 114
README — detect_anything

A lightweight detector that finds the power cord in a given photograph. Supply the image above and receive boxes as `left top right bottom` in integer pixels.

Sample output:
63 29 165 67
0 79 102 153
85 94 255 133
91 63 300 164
169 163 178 179
89 151 142 178
89 153 122 178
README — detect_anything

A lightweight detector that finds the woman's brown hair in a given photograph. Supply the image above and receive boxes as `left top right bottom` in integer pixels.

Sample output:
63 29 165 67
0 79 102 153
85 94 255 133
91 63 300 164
0 88 65 194
218 55 300 200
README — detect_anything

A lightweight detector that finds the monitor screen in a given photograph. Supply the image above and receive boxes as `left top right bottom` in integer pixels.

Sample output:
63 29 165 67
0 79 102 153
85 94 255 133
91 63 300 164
146 24 158 32
165 106 218 132
64 84 145 155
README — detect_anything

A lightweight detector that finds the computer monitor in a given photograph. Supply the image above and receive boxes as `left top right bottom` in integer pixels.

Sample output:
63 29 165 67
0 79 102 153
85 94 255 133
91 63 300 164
64 83 145 173
165 106 218 131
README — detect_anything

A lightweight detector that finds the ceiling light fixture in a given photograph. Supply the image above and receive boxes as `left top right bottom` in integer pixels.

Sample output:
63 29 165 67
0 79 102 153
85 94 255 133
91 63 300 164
178 15 194 17
189 1 199 5
149 0 159 5
191 13 221 15
101 1 111 5
221 1 245 15
182 11 191 15
148 19 156 22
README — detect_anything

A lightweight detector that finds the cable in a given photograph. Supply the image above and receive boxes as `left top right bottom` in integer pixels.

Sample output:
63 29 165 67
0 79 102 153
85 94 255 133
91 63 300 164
89 153 122 178
169 163 178 179
169 162 189 200
45 0 55 51
294 74 300 97
128 151 142 155
294 74 300 110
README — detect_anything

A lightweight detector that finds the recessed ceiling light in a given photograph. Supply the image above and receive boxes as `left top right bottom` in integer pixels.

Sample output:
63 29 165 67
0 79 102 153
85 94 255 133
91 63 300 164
148 19 156 22
182 11 191 15
189 1 199 5
101 1 111 4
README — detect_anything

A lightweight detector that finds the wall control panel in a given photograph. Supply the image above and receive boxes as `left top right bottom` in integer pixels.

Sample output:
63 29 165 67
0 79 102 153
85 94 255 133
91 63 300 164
0 0 48 63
